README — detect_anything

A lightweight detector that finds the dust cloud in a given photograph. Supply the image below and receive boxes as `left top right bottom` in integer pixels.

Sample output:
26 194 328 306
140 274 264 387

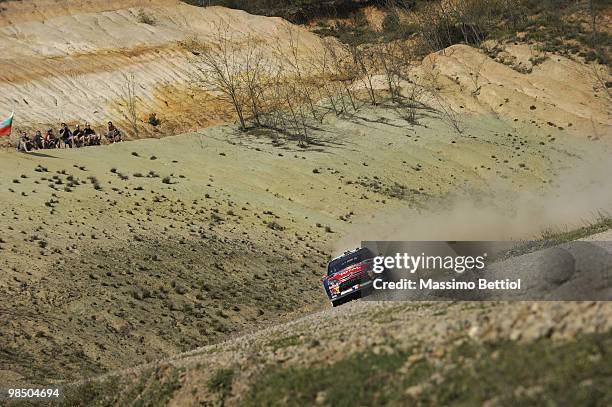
334 152 612 253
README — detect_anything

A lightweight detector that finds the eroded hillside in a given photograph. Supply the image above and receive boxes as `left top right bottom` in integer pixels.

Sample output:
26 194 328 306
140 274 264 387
0 0 323 143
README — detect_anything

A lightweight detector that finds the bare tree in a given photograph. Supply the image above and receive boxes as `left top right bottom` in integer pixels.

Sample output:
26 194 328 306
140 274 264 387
322 39 360 114
433 93 463 135
467 51 488 98
422 64 464 135
309 40 358 118
412 1 453 54
191 22 248 131
377 41 407 104
269 56 312 146
311 46 342 116
279 26 322 123
119 72 139 138
400 78 427 124
243 35 269 128
350 45 378 106
590 63 611 103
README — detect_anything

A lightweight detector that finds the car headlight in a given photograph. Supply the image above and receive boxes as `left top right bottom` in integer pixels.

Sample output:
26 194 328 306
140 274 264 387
329 281 340 293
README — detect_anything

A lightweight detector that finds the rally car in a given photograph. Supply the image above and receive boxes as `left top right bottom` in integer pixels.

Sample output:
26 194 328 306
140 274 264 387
322 247 378 307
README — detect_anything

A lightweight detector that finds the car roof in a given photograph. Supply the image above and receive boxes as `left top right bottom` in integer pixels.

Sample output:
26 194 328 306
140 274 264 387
328 247 367 263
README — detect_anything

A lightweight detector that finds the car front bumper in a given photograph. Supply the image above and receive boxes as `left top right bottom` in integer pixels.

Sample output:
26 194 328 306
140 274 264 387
329 279 374 301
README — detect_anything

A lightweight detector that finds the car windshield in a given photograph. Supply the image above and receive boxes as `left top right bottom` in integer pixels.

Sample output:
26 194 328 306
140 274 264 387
327 248 374 275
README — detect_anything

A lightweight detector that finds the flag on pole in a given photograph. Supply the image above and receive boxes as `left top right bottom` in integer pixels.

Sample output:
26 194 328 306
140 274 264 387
0 112 14 137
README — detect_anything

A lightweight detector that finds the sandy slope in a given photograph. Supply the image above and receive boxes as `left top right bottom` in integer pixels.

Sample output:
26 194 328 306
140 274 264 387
417 44 611 136
0 0 175 26
1 95 610 384
0 0 323 140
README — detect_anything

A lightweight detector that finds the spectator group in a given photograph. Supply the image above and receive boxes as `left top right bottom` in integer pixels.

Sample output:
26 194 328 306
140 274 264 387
17 122 123 152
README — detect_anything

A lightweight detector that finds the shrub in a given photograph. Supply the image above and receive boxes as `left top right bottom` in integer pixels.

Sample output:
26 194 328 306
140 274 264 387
414 0 516 52
183 0 369 23
137 9 156 25
267 221 285 231
382 12 400 33
529 55 548 66
148 113 161 126
208 368 234 401
381 11 416 40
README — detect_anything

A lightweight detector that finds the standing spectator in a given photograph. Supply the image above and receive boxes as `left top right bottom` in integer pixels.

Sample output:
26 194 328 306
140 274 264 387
59 123 73 148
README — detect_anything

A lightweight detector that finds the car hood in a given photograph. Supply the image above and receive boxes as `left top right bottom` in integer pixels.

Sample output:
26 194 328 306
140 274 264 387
327 259 372 282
